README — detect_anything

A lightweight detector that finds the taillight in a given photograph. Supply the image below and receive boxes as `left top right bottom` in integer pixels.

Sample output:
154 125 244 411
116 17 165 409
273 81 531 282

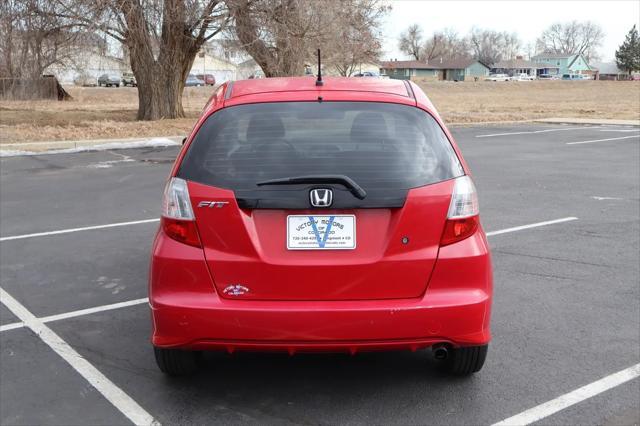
440 176 480 246
161 177 201 247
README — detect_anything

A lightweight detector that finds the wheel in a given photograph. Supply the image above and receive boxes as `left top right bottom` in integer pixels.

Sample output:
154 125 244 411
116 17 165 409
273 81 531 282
154 346 199 376
442 344 488 375
115 84 120 87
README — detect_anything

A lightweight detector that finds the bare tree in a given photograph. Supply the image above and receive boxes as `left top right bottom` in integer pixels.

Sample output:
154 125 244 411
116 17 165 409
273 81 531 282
325 0 388 76
398 24 422 60
0 0 82 79
536 21 604 62
228 0 325 77
55 0 229 120
422 28 469 61
228 0 387 78
469 27 521 66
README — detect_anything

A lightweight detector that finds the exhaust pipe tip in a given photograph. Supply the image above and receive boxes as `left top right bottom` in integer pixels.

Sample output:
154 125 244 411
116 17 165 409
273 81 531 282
433 346 449 360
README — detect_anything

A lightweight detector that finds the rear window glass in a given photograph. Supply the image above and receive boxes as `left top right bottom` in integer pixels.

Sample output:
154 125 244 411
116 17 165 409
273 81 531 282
178 102 463 190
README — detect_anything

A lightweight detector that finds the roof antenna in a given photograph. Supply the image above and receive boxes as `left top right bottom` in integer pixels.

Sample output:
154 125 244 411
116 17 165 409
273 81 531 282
316 48 323 86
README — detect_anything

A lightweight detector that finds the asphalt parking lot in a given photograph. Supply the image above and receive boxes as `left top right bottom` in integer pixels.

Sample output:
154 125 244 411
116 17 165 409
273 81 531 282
1 123 639 425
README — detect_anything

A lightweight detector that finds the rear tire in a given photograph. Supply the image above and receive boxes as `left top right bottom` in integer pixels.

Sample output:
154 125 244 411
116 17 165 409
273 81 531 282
153 347 199 376
443 344 488 375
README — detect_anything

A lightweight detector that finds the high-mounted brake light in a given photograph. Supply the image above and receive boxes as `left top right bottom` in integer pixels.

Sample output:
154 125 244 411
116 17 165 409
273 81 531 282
161 177 201 247
440 176 480 246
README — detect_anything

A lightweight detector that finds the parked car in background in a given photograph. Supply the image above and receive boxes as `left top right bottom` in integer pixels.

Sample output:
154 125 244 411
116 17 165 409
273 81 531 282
122 72 137 87
74 73 97 87
353 71 381 77
248 70 265 79
632 74 640 81
98 73 121 87
149 77 493 377
196 74 216 86
485 73 509 81
510 73 535 81
185 75 205 87
562 74 591 81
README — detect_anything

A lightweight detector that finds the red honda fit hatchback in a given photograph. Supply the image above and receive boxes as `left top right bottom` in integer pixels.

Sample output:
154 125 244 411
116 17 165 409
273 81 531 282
150 77 492 376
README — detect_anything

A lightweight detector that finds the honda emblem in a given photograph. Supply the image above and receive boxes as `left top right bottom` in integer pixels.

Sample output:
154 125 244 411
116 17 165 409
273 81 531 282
310 188 333 207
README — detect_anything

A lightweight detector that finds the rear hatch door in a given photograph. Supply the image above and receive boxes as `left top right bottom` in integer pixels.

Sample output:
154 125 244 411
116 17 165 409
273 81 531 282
179 101 464 301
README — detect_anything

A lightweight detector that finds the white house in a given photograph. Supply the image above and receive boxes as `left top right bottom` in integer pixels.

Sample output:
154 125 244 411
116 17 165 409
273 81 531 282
47 52 125 85
190 53 238 83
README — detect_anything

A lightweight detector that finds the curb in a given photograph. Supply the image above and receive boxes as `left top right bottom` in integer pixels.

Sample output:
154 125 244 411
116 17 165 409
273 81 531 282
533 118 640 127
0 137 182 157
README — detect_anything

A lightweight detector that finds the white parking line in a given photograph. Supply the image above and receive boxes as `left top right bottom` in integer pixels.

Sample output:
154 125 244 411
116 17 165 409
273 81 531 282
39 298 149 323
0 321 24 332
1 298 149 332
0 287 158 425
485 217 578 237
566 135 640 145
492 363 640 426
0 218 160 242
476 127 598 138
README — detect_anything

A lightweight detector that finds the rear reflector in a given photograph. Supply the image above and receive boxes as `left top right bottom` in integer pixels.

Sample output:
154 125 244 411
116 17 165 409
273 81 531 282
161 217 201 248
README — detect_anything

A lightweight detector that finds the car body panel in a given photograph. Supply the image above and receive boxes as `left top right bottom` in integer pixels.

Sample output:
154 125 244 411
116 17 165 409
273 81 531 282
189 179 454 301
228 76 411 100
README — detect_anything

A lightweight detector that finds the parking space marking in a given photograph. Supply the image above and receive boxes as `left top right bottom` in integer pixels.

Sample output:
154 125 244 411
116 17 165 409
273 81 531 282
0 287 158 426
0 218 159 242
39 298 149 323
598 129 640 133
492 363 640 426
0 299 149 332
485 217 578 237
476 127 599 138
566 135 640 145
0 321 25 332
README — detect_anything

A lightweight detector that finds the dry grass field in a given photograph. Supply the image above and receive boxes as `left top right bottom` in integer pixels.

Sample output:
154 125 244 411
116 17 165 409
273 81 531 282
1 80 638 144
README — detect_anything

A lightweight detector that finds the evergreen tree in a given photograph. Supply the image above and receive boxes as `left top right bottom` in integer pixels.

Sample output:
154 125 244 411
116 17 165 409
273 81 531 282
615 25 640 76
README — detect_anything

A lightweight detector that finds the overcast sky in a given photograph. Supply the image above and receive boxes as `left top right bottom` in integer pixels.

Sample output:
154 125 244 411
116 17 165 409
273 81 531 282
380 0 640 62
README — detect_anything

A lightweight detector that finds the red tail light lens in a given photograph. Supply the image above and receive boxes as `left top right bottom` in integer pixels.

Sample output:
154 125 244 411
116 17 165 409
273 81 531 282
440 176 480 246
440 215 479 246
161 217 201 248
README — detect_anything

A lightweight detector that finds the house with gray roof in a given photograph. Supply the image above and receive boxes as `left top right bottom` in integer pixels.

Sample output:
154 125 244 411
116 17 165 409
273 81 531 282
491 57 541 77
380 58 490 81
531 53 592 76
591 62 626 80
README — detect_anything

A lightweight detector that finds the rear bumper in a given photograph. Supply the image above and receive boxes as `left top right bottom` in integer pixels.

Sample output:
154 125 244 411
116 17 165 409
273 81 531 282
151 290 490 352
149 229 492 352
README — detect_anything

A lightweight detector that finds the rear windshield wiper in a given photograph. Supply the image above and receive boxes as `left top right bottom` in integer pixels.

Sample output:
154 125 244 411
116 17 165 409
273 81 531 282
256 174 367 200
